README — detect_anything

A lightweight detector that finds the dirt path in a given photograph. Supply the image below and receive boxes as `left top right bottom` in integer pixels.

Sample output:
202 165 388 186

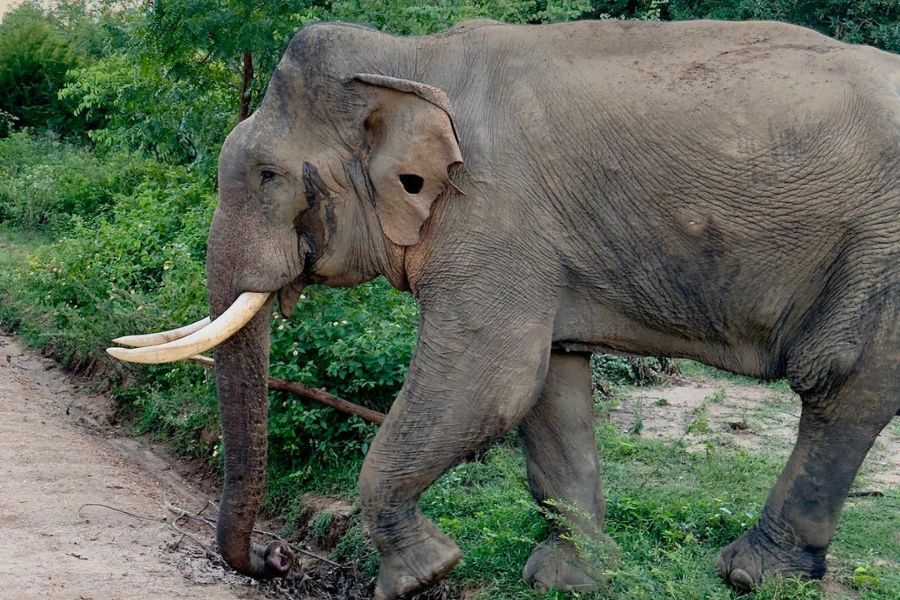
0 333 265 600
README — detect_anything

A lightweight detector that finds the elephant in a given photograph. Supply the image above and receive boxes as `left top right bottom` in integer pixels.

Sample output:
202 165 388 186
107 18 900 600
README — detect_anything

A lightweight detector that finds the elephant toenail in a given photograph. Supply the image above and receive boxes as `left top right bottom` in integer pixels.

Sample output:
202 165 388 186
730 568 755 590
714 553 728 577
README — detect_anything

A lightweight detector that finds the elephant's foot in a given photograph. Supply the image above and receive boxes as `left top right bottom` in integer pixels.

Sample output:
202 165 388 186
523 536 613 593
374 524 461 600
716 524 826 590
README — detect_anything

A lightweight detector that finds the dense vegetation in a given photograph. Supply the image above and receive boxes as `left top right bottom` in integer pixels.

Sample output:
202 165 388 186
0 2 896 599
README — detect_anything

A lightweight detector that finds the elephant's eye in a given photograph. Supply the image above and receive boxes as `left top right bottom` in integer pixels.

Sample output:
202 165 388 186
260 169 277 185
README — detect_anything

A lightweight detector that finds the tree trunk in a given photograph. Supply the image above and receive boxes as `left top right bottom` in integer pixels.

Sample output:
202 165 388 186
238 51 254 122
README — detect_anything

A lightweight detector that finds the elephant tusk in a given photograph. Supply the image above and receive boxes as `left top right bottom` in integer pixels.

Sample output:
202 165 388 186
106 292 270 364
188 355 215 367
113 317 212 347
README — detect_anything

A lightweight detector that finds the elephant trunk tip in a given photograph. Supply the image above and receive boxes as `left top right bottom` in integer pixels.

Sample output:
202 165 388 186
220 538 294 579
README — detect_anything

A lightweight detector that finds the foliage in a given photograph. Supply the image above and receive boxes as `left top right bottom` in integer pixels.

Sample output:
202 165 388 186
324 0 594 33
0 4 83 136
268 280 417 467
61 52 235 168
592 353 677 389
665 0 900 51
0 131 157 230
144 0 311 114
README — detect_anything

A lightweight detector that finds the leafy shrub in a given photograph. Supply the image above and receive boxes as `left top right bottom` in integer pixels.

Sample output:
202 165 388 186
592 354 677 389
61 52 236 169
3 150 212 359
325 0 593 34
268 280 417 466
667 0 899 52
0 131 158 230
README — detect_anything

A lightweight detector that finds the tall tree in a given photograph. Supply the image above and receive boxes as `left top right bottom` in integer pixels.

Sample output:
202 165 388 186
145 0 308 122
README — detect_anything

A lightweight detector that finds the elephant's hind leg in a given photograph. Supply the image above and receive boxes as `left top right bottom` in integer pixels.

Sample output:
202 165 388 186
716 318 899 590
520 351 615 593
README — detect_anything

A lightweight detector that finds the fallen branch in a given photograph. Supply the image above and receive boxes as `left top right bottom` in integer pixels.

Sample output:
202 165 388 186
267 379 386 425
190 355 386 425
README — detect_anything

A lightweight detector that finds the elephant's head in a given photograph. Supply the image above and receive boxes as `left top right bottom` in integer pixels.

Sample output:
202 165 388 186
106 25 463 579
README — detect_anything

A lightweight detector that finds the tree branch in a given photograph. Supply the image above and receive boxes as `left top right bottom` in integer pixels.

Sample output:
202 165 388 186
189 355 386 425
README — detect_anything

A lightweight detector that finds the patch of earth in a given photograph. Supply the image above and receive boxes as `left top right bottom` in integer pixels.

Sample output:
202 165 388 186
610 378 900 490
0 333 268 600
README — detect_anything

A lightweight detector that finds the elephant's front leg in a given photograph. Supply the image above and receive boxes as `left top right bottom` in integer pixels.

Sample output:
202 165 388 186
521 351 614 593
359 318 553 600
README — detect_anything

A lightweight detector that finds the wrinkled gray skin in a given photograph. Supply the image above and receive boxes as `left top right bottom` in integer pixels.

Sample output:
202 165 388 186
206 19 899 599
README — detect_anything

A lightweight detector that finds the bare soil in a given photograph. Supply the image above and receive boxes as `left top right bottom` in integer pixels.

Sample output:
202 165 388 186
0 333 265 600
609 377 900 489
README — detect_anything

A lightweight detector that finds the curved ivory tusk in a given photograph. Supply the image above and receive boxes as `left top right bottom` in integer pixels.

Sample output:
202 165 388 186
106 292 270 364
113 317 211 347
189 355 215 367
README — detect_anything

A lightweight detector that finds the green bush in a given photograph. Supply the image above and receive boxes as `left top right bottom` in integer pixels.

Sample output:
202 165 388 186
0 4 84 136
667 0 900 51
60 52 236 169
324 0 593 33
4 158 211 361
268 280 417 466
0 131 157 230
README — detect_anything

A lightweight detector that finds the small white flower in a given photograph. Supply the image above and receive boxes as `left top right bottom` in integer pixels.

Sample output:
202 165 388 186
299 294 306 300
278 324 285 330
292 350 299 356
341 320 348 325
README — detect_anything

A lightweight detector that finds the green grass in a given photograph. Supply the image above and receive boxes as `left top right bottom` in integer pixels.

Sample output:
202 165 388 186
285 404 898 600
406 417 899 600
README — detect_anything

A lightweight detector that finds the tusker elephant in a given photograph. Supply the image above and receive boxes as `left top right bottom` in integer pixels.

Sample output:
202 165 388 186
108 18 899 599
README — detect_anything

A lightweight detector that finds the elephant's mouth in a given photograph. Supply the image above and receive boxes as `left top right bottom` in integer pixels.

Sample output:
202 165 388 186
277 276 307 319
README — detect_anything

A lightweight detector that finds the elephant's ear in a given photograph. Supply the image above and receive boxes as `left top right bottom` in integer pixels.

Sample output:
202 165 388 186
350 73 463 246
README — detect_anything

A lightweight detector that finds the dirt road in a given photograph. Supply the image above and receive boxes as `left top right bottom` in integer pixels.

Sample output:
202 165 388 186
0 333 264 600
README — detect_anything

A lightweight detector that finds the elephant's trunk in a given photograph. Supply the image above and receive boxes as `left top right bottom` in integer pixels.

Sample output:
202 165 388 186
208 226 293 578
